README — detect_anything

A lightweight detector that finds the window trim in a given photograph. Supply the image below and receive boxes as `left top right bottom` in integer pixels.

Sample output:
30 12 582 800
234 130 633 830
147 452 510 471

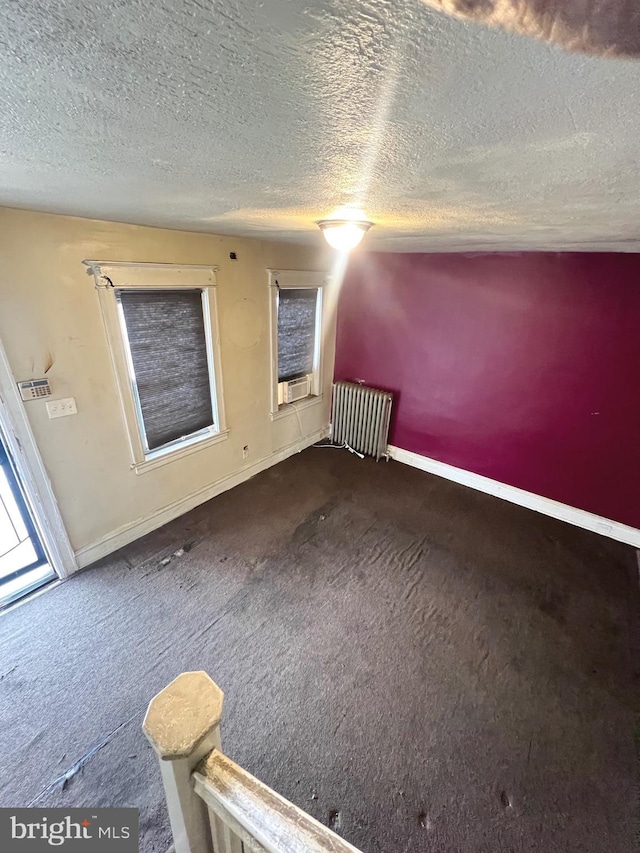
267 269 329 419
85 261 227 474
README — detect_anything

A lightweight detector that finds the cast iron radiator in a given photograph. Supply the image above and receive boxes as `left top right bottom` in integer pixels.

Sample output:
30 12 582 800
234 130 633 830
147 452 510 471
331 381 393 461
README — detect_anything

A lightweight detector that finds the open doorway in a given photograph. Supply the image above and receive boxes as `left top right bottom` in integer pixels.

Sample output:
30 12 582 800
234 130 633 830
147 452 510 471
0 432 56 608
0 335 76 604
0 335 76 608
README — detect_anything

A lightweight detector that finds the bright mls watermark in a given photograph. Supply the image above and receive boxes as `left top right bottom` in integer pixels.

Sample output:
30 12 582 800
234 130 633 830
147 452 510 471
0 809 138 851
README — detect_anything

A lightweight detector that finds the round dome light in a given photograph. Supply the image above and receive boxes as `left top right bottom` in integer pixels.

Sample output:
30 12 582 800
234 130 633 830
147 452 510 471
317 219 373 252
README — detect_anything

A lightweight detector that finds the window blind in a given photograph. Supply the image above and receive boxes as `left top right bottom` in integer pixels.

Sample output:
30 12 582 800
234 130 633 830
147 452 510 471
277 288 318 382
118 289 214 451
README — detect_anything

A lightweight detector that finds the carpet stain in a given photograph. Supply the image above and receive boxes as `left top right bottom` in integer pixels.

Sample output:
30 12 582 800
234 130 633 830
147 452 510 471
537 586 569 623
291 499 339 547
328 809 342 830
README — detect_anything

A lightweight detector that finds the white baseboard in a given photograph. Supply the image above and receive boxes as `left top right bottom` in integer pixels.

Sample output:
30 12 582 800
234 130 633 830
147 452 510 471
387 445 640 549
75 427 329 568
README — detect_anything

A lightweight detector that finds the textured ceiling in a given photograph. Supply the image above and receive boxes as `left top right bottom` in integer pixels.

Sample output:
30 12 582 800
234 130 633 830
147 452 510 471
1 0 640 251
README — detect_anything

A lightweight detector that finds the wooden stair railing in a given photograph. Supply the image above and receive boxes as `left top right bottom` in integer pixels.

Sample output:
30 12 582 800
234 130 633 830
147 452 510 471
144 672 363 853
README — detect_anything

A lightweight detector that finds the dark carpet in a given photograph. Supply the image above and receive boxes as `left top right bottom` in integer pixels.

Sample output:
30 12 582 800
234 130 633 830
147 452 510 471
0 448 638 853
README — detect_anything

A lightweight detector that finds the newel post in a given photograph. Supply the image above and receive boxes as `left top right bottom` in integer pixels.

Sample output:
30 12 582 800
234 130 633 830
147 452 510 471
143 671 224 853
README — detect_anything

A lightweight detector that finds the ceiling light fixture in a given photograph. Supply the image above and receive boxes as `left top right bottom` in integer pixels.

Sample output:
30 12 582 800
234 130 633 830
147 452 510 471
317 219 373 252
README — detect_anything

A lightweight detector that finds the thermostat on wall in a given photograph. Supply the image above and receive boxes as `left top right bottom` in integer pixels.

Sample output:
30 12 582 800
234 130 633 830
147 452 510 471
17 378 52 401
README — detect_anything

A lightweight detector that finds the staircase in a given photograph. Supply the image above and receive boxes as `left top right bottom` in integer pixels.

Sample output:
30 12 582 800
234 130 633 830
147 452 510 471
144 672 364 853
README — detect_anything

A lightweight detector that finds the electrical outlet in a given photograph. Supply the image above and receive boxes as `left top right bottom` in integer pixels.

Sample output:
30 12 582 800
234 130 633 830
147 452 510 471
46 397 77 419
243 445 249 459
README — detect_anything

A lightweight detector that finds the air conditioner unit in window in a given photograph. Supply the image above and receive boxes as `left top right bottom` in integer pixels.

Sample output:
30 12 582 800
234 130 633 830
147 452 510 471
281 375 311 404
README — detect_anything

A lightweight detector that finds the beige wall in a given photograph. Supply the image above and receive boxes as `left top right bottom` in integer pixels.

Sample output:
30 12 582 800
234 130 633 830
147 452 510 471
0 207 334 566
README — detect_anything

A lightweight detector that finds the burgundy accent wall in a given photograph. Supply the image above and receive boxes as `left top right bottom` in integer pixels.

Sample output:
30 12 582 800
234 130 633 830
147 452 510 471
334 252 640 529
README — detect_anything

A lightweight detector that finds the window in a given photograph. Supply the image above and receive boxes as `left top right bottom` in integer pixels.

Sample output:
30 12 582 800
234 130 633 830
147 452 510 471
117 289 216 451
277 288 319 382
85 262 227 473
268 270 328 416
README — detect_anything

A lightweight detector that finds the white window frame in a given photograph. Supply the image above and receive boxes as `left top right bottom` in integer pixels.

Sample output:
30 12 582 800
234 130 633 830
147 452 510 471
85 261 228 474
267 269 329 420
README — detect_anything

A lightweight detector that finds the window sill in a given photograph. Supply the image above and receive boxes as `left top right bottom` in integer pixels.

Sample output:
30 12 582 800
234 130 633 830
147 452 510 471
270 395 324 422
132 429 229 475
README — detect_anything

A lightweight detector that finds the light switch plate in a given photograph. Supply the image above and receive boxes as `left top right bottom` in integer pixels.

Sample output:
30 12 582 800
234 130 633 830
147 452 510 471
46 397 77 419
